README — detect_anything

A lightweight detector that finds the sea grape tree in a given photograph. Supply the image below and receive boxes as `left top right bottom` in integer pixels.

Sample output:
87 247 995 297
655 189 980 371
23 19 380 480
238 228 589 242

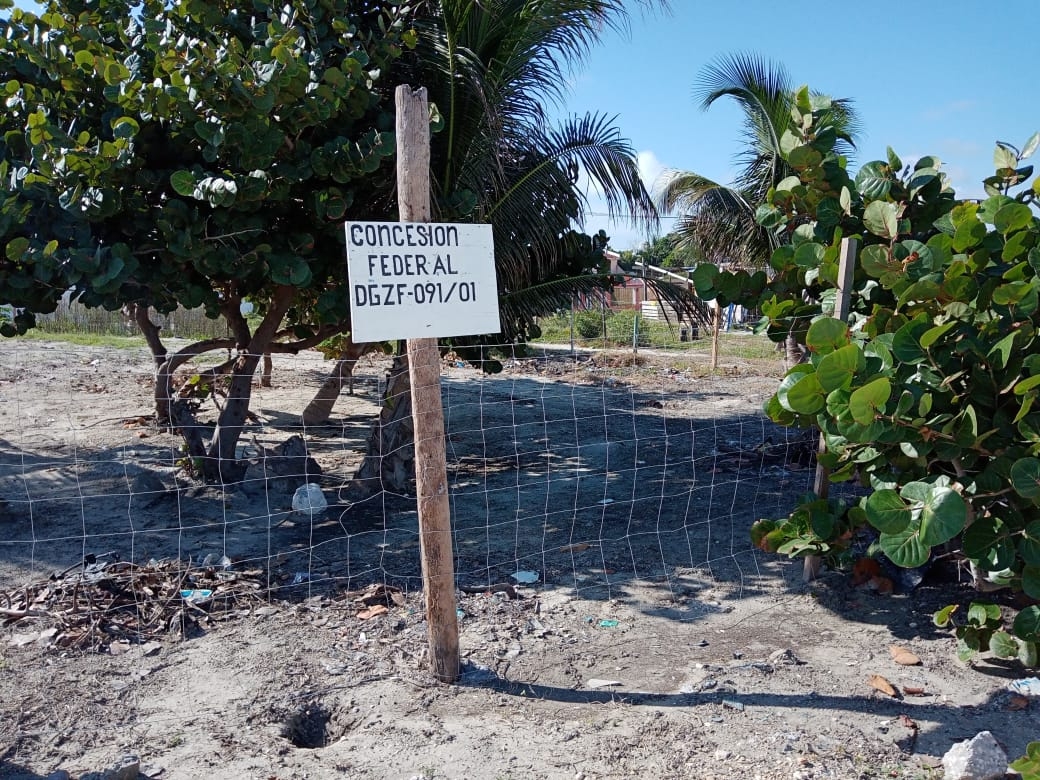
0 0 414 481
696 89 1040 662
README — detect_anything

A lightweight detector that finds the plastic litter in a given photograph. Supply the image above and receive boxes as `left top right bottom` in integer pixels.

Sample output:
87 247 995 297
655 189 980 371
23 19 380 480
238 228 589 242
511 570 539 584
598 619 619 628
179 589 212 602
1008 677 1040 697
586 678 622 689
291 483 327 516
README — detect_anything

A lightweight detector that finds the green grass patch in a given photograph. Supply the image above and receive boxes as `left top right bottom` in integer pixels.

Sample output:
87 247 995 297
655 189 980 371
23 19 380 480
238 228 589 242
534 312 779 358
11 329 147 350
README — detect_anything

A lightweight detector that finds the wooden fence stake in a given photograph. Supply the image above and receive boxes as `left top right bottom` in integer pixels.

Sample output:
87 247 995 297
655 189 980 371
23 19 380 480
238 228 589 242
710 304 723 370
396 85 460 681
804 236 859 582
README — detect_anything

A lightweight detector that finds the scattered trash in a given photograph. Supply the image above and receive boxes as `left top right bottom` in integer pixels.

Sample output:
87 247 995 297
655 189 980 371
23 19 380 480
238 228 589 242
290 572 311 586
511 570 539 584
180 589 213 601
586 678 622 689
867 674 899 698
889 645 922 666
942 731 1008 780
1009 677 1040 697
596 498 615 505
598 619 619 629
291 483 328 516
696 639 709 648
456 608 466 620
722 699 745 712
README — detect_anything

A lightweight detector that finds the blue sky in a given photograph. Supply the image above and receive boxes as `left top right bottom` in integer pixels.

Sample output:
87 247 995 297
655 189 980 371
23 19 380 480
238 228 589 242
556 0 1040 250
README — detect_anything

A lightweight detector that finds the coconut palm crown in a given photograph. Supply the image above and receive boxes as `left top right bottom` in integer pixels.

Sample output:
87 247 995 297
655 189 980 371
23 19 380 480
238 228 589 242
656 52 861 267
396 0 704 340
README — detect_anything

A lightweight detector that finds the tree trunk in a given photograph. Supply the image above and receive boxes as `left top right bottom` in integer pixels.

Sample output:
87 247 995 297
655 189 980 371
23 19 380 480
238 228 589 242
301 338 373 426
784 330 807 367
260 353 273 388
130 304 167 369
202 285 295 484
344 353 415 498
155 337 235 428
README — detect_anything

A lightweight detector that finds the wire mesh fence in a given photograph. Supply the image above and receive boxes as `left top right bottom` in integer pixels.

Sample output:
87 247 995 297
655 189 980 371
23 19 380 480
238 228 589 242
0 334 823 616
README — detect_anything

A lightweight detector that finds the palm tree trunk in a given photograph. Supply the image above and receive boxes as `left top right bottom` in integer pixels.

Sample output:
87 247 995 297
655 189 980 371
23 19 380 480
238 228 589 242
301 339 372 426
344 353 415 498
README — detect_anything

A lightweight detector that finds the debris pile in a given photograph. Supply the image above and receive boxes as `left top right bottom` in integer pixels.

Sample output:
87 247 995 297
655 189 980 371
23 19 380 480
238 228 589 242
1 554 268 652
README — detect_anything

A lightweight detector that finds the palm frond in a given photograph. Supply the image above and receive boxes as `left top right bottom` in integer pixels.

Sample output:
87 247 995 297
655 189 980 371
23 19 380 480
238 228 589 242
500 271 712 337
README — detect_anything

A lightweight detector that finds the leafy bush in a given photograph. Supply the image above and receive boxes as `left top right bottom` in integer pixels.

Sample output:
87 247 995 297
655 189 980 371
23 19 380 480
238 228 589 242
703 87 1040 662
605 310 646 344
574 310 604 339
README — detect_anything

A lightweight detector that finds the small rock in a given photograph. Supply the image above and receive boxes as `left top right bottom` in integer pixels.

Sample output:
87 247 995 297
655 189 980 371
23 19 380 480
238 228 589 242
104 754 141 780
942 731 1008 780
768 648 803 665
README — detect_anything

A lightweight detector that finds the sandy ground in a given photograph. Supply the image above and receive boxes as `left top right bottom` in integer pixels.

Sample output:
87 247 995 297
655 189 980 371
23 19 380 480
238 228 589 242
0 337 1036 780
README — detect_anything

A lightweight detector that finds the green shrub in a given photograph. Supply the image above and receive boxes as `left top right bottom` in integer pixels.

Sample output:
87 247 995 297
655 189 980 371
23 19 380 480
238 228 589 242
573 310 604 339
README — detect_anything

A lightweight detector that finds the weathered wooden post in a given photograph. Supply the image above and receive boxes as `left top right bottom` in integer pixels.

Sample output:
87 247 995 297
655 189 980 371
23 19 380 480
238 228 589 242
345 87 498 683
710 303 723 370
804 236 859 582
395 85 460 681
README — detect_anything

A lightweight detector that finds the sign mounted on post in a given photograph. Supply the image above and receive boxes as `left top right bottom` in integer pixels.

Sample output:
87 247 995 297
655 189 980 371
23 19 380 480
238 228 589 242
345 221 499 342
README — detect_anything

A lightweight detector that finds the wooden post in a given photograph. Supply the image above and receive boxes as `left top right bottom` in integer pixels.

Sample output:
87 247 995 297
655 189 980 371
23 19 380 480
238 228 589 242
710 303 723 370
570 296 576 355
396 85 459 681
804 236 859 582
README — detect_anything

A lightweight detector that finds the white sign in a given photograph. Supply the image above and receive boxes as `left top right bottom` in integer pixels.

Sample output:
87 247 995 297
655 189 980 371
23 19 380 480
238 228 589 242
345 221 500 342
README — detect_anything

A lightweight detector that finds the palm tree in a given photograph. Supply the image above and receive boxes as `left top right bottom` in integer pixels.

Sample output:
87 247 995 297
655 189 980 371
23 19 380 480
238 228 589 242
343 0 707 497
655 52 860 267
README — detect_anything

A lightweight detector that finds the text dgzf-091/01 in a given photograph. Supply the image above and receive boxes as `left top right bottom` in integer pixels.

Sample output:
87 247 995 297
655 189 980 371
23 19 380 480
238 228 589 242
353 280 478 307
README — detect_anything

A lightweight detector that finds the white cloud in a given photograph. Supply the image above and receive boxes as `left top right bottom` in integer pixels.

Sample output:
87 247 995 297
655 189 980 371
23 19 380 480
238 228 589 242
637 150 665 190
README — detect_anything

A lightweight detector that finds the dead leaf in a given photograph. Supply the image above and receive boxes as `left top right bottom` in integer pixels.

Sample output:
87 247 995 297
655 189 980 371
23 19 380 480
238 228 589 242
851 557 881 586
867 674 899 697
1009 695 1030 711
559 543 591 554
869 576 894 594
356 604 388 621
889 645 922 666
903 685 926 696
355 584 405 608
